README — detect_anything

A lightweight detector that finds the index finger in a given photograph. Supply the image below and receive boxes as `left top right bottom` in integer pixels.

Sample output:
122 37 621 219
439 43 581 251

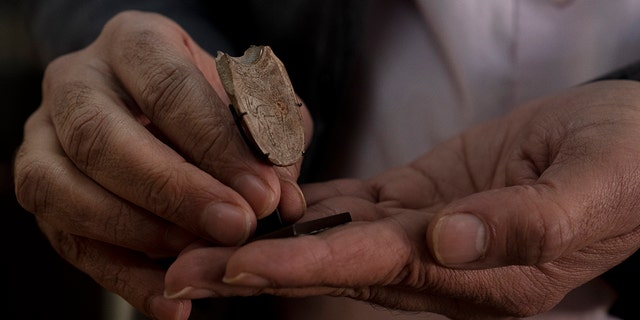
164 200 431 298
101 11 288 218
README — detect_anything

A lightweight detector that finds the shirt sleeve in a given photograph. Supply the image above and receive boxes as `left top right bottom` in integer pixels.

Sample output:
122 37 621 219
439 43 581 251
26 0 233 65
591 60 640 82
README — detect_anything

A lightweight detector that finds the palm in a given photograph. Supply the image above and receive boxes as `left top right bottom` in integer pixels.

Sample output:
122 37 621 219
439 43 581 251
166 80 640 319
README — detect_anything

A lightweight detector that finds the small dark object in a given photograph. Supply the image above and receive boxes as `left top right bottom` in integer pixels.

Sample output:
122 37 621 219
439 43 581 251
254 208 285 237
249 212 352 243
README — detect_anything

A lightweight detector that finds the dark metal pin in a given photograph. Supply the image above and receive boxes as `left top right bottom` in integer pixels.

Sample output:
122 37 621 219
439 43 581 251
249 212 352 242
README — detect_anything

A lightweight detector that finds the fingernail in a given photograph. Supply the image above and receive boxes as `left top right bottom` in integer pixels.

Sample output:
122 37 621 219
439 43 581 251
202 202 251 245
282 178 306 209
223 272 272 287
164 286 217 300
233 174 276 218
432 213 487 265
149 295 188 320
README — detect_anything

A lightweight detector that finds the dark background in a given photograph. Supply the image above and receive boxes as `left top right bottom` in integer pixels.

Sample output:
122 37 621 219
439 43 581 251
1 1 103 319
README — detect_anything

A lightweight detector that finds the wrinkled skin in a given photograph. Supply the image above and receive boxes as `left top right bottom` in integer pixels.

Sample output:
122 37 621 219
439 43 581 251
13 11 312 320
166 80 640 320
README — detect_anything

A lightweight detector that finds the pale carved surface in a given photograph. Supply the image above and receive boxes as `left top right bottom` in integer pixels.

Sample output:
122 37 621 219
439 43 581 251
215 46 304 166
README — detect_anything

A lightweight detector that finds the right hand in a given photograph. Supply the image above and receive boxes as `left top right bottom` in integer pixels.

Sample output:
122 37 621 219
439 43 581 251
166 80 640 319
14 11 311 320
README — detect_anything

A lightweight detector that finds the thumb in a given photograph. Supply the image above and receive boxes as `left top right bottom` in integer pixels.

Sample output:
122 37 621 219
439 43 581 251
427 184 590 269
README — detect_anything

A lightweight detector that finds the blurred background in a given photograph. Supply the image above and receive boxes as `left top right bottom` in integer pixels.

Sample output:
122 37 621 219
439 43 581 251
1 1 103 318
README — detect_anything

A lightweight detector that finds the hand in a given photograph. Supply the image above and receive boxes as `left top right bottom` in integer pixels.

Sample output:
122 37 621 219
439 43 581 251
13 11 312 320
164 80 640 319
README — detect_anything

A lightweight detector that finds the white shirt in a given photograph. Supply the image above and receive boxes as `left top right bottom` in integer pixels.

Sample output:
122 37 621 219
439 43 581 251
342 0 640 179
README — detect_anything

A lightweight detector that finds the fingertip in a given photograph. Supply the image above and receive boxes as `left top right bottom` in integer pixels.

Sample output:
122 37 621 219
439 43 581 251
277 178 306 222
149 295 191 320
202 202 254 245
232 174 278 218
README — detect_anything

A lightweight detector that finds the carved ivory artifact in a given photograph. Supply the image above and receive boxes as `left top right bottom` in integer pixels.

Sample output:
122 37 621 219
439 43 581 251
215 45 305 167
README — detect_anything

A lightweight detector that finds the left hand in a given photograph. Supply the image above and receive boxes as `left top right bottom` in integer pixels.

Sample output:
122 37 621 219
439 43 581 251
164 80 640 319
13 12 312 320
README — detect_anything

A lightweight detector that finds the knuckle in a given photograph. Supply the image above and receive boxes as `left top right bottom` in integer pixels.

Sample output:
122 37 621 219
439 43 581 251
14 151 57 217
51 81 109 171
535 214 571 263
104 10 171 38
142 168 187 219
100 200 132 244
39 219 88 267
102 11 169 48
100 260 130 295
42 53 77 91
510 186 571 265
107 15 199 119
139 61 196 118
116 25 165 66
41 216 129 297
39 220 135 304
106 10 146 28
